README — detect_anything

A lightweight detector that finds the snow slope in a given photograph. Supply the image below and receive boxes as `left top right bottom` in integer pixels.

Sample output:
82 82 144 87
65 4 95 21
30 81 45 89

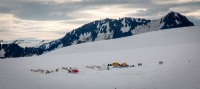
0 26 200 89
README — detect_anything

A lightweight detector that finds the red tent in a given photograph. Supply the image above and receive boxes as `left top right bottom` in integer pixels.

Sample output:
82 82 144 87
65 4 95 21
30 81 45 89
71 67 79 73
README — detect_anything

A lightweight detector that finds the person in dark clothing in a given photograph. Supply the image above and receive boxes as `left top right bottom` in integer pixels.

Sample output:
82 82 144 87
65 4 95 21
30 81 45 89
68 67 72 73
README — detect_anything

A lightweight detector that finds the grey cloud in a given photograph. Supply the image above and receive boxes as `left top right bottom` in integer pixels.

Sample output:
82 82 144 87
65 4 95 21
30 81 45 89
0 0 153 20
63 19 93 24
125 1 200 19
0 6 13 13
0 28 7 32
0 0 199 23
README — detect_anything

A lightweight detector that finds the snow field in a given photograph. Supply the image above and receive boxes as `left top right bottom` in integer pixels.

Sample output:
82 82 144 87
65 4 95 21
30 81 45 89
0 26 200 89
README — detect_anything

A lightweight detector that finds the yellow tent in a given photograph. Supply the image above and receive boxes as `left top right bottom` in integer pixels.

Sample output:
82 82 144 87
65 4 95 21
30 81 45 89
113 62 119 67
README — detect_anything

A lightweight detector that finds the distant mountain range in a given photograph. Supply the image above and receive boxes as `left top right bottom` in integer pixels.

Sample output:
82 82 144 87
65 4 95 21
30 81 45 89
0 11 194 58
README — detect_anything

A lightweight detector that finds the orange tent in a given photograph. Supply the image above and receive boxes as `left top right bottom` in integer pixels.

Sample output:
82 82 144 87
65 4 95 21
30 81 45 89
121 62 127 67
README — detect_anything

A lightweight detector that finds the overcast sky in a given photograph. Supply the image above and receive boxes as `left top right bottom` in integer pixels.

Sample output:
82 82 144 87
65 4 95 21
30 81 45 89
0 0 199 41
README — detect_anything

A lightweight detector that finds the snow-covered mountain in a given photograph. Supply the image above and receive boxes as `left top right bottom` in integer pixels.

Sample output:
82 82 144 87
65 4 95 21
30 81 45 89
0 11 194 58
0 26 200 89
39 11 194 51
0 40 50 48
0 40 50 58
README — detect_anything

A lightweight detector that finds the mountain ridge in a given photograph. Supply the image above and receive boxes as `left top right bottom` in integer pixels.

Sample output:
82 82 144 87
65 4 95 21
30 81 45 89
0 11 194 58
